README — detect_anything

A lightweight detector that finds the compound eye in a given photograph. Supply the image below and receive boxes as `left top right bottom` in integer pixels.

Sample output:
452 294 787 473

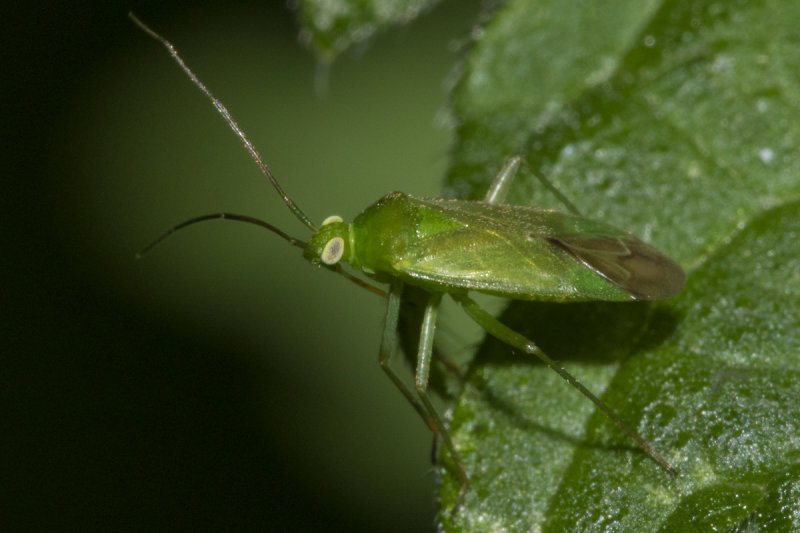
321 237 345 265
321 215 343 226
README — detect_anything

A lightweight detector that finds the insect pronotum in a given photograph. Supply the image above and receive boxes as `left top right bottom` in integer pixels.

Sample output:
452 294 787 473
130 13 686 512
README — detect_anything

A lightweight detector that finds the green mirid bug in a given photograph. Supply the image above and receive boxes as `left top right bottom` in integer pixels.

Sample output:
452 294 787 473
131 13 686 510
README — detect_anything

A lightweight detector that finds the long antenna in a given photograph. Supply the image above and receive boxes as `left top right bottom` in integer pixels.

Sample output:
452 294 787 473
129 12 318 232
136 212 388 298
136 213 308 259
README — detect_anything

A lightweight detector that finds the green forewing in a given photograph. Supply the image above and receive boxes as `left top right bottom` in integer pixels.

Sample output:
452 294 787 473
350 193 685 302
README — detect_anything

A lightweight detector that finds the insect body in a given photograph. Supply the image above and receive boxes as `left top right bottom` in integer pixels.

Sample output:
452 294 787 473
310 191 684 302
130 13 686 513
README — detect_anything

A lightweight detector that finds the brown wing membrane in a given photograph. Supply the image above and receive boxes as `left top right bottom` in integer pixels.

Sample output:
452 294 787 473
549 234 686 300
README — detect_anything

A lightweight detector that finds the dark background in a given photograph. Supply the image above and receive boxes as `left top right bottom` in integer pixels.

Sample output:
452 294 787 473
4 1 482 530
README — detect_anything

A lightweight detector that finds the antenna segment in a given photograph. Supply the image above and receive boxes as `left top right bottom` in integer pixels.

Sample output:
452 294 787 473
128 12 318 232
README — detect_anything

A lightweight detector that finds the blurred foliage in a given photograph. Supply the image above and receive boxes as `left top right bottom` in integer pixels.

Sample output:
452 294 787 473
295 0 443 61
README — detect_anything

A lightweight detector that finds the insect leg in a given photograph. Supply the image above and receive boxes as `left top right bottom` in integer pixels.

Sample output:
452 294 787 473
380 283 469 510
530 168 583 216
485 154 585 215
453 293 678 476
379 281 432 425
414 291 469 511
483 156 521 204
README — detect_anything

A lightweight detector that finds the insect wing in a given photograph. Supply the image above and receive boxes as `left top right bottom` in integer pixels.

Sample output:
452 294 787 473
550 233 686 300
395 197 685 302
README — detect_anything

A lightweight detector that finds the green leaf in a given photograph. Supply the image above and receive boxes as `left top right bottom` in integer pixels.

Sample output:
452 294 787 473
438 0 800 530
294 0 442 62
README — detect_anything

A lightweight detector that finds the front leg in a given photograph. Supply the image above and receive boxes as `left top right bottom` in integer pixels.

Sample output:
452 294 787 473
378 283 469 512
378 280 431 427
414 291 468 513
